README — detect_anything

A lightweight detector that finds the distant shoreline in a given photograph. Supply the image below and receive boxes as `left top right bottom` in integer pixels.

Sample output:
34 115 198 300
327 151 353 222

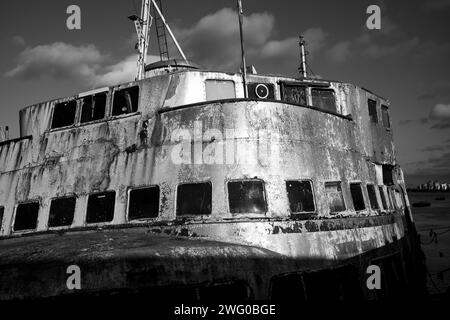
407 189 450 193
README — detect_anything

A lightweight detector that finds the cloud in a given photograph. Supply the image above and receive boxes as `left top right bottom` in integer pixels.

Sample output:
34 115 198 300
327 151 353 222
4 41 163 87
92 54 159 87
429 104 450 120
5 42 104 81
417 81 450 101
175 8 275 70
11 36 25 46
326 41 351 63
173 8 326 75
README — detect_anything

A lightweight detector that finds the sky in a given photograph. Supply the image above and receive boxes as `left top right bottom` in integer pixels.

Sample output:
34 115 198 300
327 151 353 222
0 0 449 187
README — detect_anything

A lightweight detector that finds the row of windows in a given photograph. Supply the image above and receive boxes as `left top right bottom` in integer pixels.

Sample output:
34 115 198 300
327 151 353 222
51 86 139 130
0 179 403 233
368 98 390 128
207 79 340 115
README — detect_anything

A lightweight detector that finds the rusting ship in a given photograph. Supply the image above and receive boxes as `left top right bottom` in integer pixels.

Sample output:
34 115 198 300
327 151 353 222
0 0 426 302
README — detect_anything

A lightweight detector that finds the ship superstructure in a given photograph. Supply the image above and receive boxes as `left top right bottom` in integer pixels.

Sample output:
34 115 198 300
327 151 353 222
0 0 426 301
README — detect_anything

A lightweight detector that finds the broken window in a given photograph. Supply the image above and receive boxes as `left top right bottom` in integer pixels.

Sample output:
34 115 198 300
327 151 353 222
80 93 107 123
205 80 236 101
176 182 212 216
379 186 388 210
350 183 366 211
367 184 380 210
228 180 267 214
325 182 346 213
14 201 39 231
368 99 378 123
128 186 160 220
381 105 390 128
51 100 77 129
112 86 139 116
286 180 315 213
48 196 76 227
280 83 307 105
311 88 336 113
271 274 306 301
86 191 116 223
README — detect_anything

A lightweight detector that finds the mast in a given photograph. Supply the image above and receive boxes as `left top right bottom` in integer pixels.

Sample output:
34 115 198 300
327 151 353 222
237 0 248 98
298 36 307 78
130 0 187 81
129 0 151 81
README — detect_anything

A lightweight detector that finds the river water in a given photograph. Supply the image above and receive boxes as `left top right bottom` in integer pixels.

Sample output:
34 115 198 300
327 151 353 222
409 192 450 295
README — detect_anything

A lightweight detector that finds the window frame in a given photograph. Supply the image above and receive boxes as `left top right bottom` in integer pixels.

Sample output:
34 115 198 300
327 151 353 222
13 200 40 232
226 179 268 215
0 206 4 232
50 99 78 130
85 191 116 225
349 182 367 212
111 85 140 117
79 92 108 124
48 195 77 229
381 105 391 129
176 181 213 217
311 88 338 113
324 181 347 214
368 98 378 123
285 179 316 215
127 185 160 221
205 79 237 101
366 184 380 211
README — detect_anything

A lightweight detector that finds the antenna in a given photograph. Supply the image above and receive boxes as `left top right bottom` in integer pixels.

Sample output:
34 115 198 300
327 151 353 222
130 0 187 81
298 36 307 78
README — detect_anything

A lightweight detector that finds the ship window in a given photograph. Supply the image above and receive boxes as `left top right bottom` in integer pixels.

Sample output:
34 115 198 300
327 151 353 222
112 86 139 116
367 184 380 210
350 183 366 211
247 83 275 100
80 93 107 123
311 88 336 113
368 99 378 123
286 180 315 213
51 100 77 129
325 182 346 213
228 180 267 214
382 164 394 185
378 186 388 210
14 201 39 231
176 182 212 216
0 206 4 229
128 186 160 220
86 191 115 223
381 105 390 128
49 197 76 227
280 83 307 105
205 80 236 101
271 274 306 301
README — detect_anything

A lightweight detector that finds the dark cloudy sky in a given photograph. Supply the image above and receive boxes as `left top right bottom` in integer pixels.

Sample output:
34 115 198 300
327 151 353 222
0 0 449 186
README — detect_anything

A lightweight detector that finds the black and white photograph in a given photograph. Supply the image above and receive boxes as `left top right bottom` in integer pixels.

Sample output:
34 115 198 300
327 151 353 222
0 0 449 316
